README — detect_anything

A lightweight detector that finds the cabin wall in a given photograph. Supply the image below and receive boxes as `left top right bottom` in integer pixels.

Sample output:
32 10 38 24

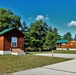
56 40 76 50
0 36 4 50
4 29 24 51
18 37 24 50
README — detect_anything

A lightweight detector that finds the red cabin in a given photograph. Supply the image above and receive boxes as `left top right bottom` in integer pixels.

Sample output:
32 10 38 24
0 28 25 55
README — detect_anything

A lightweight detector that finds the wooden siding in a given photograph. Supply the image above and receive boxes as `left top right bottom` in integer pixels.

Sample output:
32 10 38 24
0 36 4 50
3 29 24 51
56 40 76 49
18 37 24 50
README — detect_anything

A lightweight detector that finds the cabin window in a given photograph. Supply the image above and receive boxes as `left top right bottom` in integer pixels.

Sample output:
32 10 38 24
11 37 17 47
62 43 66 46
70 43 73 45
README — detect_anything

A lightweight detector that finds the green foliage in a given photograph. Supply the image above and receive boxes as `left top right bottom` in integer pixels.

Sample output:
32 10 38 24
28 20 48 50
62 32 73 40
0 8 61 51
44 28 60 50
21 21 28 32
74 34 76 40
25 20 60 51
0 8 22 31
24 32 30 48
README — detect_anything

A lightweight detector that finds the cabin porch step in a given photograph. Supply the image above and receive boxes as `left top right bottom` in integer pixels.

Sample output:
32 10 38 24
12 48 25 55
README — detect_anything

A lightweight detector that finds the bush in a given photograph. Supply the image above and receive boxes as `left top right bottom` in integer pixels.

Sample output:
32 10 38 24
42 47 52 51
25 47 37 52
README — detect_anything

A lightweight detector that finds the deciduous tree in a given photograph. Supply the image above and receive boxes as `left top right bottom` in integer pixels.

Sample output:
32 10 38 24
0 8 22 31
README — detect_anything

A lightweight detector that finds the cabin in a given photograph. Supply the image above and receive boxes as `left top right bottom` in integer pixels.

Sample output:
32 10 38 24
56 40 76 50
0 27 25 55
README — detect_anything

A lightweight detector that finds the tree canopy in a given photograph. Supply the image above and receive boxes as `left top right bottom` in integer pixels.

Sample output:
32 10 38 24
62 32 73 40
0 8 22 31
74 34 76 40
24 20 60 51
28 20 47 48
0 8 63 51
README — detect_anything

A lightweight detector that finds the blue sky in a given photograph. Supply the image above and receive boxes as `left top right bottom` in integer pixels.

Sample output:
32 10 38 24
0 0 76 38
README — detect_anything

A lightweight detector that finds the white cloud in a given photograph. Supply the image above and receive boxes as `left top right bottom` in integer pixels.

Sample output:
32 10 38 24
28 17 32 20
36 15 49 21
68 21 76 26
45 17 49 20
36 15 44 20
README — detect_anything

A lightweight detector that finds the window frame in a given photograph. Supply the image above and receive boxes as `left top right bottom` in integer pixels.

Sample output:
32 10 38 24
11 37 17 47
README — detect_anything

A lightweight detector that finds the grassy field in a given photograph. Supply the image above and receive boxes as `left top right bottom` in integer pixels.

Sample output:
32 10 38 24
29 50 76 54
0 55 71 73
53 50 76 54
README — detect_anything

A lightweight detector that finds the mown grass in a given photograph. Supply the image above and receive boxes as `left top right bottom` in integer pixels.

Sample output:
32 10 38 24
53 50 76 54
0 55 71 73
28 51 52 54
29 50 76 54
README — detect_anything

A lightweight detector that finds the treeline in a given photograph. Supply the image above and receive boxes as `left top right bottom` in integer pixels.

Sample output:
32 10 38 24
0 8 61 51
24 20 60 51
62 32 76 40
2 8 76 51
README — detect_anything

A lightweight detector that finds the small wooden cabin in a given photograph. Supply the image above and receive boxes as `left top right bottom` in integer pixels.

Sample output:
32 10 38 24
56 40 76 50
0 28 25 55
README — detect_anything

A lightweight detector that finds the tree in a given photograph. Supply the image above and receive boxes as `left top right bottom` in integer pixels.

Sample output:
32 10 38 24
21 22 29 50
22 21 28 32
48 26 53 32
44 27 60 50
62 32 72 40
28 20 48 51
74 34 76 40
0 8 22 31
26 20 61 51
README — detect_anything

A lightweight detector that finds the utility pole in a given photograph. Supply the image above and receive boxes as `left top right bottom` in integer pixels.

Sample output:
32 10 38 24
52 49 54 59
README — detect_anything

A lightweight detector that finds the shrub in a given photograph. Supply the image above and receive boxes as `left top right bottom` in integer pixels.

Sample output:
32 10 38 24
25 47 37 52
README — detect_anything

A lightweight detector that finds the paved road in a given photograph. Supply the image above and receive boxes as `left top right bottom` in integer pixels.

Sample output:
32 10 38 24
35 53 76 58
11 59 76 75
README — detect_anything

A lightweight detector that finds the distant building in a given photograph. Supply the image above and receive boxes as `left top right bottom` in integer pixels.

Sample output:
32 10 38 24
56 40 76 50
0 27 25 55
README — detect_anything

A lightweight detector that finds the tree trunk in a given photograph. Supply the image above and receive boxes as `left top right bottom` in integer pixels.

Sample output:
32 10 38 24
39 47 41 52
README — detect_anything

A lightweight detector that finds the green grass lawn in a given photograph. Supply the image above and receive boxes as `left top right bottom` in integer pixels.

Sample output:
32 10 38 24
28 51 52 54
29 50 76 54
53 50 76 54
0 55 71 73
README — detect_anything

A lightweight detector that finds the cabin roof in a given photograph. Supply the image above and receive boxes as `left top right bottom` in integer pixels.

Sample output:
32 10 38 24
56 40 68 43
0 27 25 36
0 28 15 35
